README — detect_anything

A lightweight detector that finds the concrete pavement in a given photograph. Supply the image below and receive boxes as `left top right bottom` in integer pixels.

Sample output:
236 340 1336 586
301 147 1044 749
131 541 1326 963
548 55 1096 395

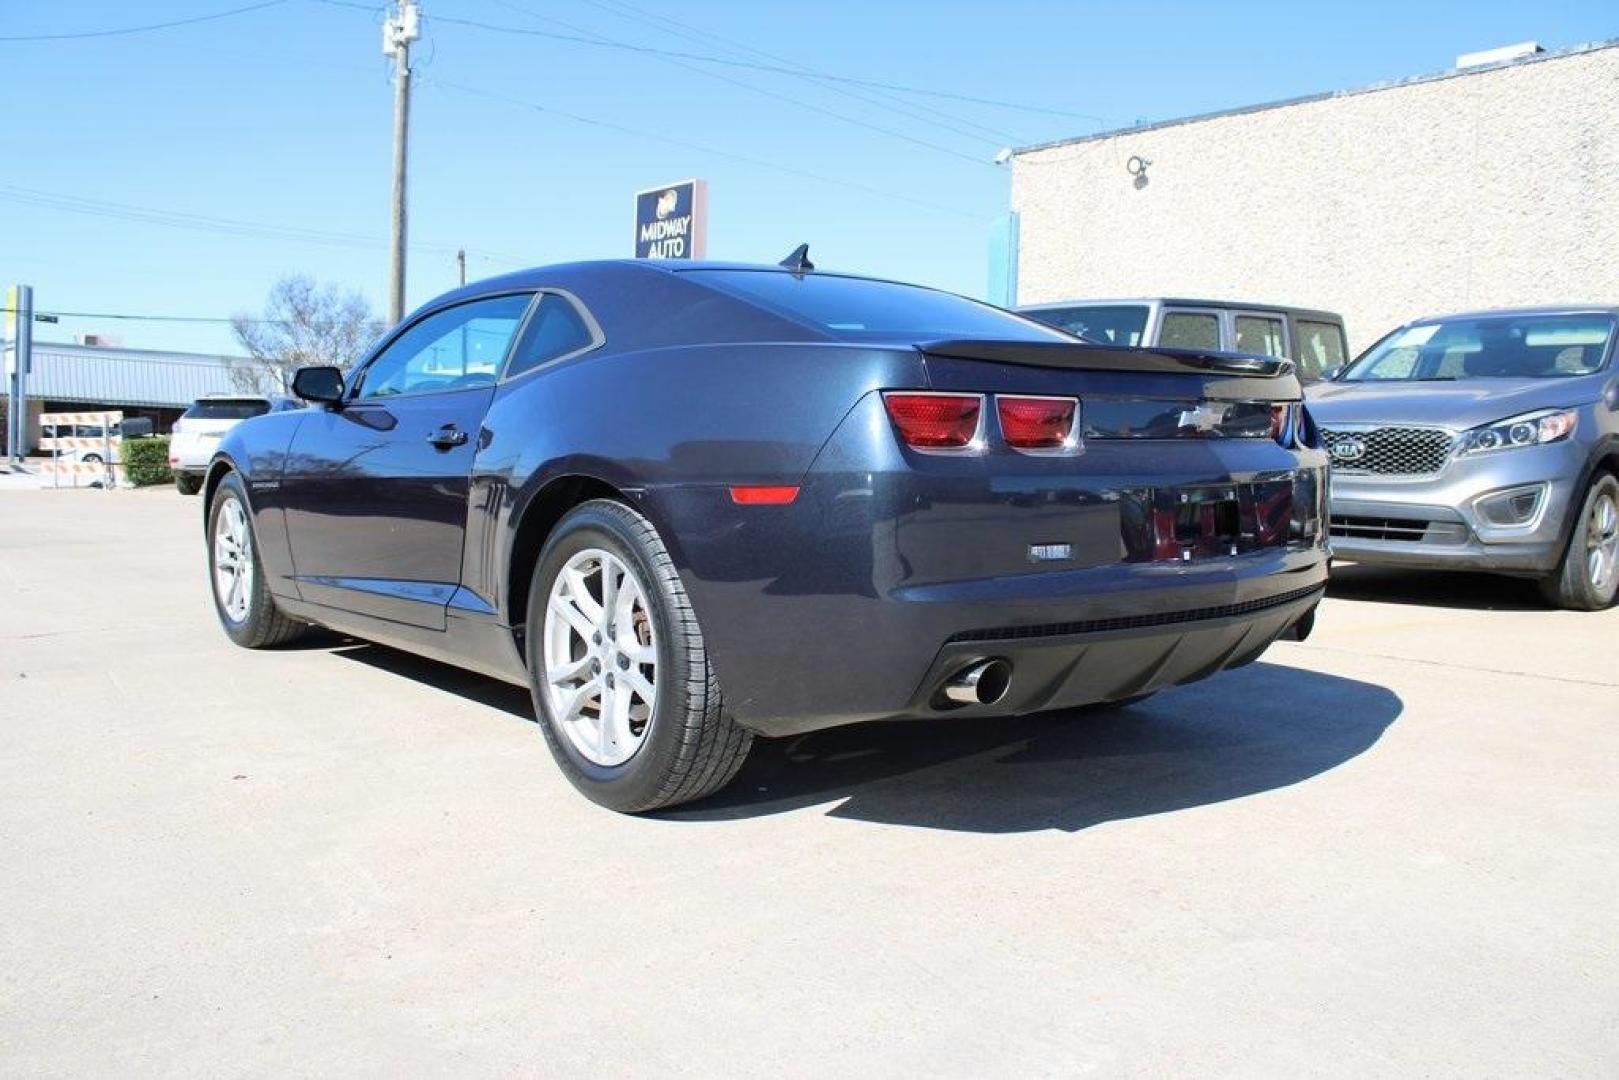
1 488 1614 1076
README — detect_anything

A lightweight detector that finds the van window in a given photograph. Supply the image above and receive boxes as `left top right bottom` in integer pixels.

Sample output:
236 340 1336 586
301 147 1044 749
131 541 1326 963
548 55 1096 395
1235 315 1286 358
1159 311 1220 351
1295 320 1347 380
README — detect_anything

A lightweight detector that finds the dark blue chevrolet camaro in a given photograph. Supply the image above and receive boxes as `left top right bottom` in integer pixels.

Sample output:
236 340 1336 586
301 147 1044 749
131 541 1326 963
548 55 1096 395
204 257 1330 811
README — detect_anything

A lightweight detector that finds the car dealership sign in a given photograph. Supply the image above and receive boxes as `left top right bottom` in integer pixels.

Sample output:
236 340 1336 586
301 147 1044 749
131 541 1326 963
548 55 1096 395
633 179 707 259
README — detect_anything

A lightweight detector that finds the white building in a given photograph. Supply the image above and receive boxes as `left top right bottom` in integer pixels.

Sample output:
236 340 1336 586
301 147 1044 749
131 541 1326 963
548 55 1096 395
1008 39 1619 352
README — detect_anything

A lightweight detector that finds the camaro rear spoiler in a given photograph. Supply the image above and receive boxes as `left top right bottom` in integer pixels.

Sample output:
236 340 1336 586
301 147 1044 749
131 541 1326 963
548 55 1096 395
919 339 1296 379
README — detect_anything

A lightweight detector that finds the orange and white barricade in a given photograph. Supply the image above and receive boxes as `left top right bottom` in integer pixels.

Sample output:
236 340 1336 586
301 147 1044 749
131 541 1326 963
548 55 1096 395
38 410 123 488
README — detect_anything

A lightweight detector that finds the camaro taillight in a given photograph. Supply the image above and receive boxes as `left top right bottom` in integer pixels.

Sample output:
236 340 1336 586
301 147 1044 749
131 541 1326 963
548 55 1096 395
1268 404 1291 444
997 395 1078 452
882 393 982 450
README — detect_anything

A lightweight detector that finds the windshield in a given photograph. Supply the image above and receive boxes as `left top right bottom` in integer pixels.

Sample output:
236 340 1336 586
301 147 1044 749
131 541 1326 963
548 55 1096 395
687 270 1072 342
1022 304 1147 346
182 399 269 421
1340 313 1615 382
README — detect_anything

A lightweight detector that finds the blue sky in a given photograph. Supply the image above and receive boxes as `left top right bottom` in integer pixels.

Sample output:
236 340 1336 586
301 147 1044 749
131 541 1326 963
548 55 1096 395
5 0 1614 355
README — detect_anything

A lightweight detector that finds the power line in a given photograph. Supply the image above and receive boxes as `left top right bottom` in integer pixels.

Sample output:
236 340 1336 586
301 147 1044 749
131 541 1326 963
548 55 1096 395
0 0 288 43
0 183 524 265
427 11 1105 124
2 308 326 326
566 0 1024 146
423 77 980 220
470 0 993 169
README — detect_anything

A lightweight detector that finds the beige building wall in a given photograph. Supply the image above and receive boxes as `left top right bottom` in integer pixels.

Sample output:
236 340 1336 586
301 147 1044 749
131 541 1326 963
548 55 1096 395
1010 42 1619 353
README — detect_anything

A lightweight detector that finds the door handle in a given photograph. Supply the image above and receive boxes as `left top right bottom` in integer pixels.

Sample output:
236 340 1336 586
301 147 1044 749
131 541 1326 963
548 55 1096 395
427 425 469 449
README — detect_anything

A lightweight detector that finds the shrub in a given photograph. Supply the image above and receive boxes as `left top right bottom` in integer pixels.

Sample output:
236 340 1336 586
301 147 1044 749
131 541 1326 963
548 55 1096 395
122 436 173 487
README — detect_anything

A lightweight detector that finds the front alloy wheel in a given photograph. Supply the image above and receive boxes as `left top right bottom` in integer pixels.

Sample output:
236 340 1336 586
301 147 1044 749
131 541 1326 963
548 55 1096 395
206 472 308 647
214 495 255 624
1541 474 1619 611
1582 487 1618 595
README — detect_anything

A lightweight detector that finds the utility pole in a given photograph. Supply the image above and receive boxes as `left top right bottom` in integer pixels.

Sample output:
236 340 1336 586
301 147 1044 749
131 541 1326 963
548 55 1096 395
5 285 34 465
384 1 421 325
456 248 466 286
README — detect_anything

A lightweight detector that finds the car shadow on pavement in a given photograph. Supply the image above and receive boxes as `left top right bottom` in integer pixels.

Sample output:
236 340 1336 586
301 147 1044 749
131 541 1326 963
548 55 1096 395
665 661 1401 833
1327 561 1547 611
302 639 1398 835
326 640 536 720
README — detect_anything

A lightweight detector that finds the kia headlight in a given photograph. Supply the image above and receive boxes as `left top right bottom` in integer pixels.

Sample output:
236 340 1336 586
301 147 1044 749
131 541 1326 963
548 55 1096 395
1456 409 1577 456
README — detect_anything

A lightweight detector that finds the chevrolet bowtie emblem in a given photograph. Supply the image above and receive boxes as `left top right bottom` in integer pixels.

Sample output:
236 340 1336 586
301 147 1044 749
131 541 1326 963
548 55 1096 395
1177 402 1228 433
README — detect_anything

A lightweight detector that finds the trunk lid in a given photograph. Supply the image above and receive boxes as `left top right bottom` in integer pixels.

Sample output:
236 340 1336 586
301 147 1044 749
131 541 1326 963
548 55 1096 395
917 339 1303 440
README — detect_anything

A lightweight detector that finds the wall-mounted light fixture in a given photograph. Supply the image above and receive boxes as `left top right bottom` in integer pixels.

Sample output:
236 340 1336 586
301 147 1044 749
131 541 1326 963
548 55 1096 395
1127 154 1151 188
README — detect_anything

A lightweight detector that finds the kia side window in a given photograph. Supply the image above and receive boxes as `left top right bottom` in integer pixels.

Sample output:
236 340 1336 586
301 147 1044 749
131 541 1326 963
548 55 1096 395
1158 311 1221 351
356 293 533 399
504 293 598 380
1235 315 1286 358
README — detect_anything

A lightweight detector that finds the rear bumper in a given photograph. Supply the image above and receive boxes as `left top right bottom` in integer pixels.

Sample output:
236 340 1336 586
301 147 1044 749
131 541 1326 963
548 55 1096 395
907 582 1322 719
168 435 217 473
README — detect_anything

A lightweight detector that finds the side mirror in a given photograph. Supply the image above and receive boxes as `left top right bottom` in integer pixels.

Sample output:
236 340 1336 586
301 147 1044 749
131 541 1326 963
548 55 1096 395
292 365 345 405
1319 364 1343 382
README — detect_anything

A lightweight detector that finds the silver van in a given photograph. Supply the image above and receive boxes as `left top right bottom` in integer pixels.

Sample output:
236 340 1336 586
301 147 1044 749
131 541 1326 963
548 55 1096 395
1019 298 1348 382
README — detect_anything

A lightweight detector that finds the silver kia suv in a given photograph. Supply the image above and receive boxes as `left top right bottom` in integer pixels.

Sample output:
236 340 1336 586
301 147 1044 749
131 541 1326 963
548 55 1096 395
1307 307 1619 610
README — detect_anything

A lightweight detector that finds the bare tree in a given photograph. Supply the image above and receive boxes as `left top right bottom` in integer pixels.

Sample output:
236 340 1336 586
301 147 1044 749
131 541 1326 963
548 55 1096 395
229 275 385 394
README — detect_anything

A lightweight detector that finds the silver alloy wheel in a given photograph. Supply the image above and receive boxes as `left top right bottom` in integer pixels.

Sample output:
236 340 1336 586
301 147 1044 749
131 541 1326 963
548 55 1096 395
213 496 254 623
542 547 659 767
1587 490 1619 594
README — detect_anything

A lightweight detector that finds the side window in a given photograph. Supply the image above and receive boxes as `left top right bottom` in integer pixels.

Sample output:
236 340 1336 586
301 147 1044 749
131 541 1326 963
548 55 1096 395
356 293 533 399
1234 315 1286 359
1295 320 1347 380
1158 311 1221 351
504 293 598 380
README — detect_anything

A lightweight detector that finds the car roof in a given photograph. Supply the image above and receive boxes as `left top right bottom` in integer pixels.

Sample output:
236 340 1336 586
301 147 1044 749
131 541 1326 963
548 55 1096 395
1018 297 1343 320
1403 304 1619 323
423 258 955 305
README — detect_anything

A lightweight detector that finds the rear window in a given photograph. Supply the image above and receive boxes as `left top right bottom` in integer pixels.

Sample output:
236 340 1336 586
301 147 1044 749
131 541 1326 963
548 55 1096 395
687 270 1070 342
1023 304 1148 345
182 399 269 421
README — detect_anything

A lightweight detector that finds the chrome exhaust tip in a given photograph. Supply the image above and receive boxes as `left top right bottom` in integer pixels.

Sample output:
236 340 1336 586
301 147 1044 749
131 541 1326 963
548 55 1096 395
942 658 1013 707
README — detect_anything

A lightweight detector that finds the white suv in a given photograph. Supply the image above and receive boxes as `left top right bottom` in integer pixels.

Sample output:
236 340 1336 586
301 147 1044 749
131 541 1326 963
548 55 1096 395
170 396 300 494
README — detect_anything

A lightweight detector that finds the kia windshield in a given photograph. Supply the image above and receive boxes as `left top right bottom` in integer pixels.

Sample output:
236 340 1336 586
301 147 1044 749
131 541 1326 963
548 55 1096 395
1339 313 1615 381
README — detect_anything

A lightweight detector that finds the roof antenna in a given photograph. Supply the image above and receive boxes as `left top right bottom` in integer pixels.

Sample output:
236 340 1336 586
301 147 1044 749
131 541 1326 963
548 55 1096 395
778 243 814 273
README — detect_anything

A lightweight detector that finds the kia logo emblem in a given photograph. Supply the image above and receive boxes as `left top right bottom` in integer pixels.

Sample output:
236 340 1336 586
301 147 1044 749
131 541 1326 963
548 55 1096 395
1331 437 1367 462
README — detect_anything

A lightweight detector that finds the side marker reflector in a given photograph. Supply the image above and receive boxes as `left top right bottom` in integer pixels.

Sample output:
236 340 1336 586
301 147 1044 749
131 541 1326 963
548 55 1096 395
729 485 800 505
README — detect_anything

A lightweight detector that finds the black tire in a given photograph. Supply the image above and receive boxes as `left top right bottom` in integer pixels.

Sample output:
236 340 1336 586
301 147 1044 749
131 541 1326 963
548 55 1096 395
175 473 202 495
1539 473 1619 611
525 499 752 812
207 472 309 648
82 453 103 465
